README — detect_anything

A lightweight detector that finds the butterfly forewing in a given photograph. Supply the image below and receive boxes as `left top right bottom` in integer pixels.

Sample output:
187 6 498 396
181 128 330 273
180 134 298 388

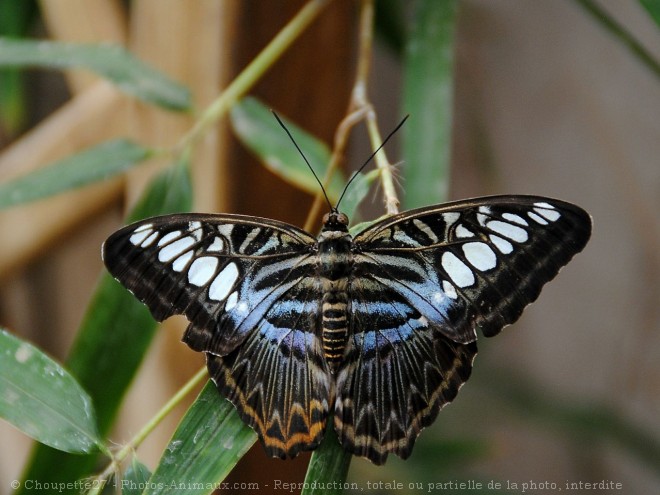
353 195 592 338
102 195 591 465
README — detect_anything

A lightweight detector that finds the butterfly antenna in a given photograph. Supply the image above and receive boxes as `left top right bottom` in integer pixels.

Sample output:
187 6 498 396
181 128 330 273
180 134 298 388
272 111 334 212
336 114 409 210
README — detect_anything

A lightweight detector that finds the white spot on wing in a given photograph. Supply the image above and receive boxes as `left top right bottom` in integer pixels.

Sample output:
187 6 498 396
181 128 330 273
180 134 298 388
489 234 514 254
207 237 224 252
442 280 458 299
188 221 203 241
225 291 238 311
140 231 159 247
456 224 475 238
134 223 153 232
534 201 554 209
462 242 497 271
441 252 475 288
487 220 528 243
534 206 561 222
477 206 492 226
172 251 194 272
217 224 233 238
158 231 182 246
188 256 219 286
159 236 195 262
443 212 460 227
130 227 153 246
527 211 549 225
502 213 528 226
209 262 239 301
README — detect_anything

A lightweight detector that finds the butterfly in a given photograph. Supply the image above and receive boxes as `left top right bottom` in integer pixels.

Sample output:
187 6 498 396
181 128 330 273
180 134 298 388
102 194 591 464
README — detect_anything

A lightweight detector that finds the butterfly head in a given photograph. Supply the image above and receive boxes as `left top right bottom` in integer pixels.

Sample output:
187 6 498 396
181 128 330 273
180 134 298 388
321 210 349 233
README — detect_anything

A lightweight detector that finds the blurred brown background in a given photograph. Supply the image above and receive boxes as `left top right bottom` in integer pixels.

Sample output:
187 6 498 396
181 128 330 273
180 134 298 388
0 0 658 493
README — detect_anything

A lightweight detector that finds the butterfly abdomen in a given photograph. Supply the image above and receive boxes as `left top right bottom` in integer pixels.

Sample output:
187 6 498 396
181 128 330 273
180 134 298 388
320 282 349 371
317 218 353 372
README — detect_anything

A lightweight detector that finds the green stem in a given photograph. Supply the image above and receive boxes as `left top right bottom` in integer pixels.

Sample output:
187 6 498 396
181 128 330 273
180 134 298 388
302 419 352 495
88 367 208 494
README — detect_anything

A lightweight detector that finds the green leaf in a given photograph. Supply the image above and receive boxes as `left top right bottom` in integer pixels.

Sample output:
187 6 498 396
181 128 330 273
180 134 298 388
0 328 100 453
0 1 37 133
0 38 192 110
230 96 344 201
0 139 153 209
121 458 152 495
575 0 660 79
339 169 379 222
145 381 256 495
0 68 26 134
639 0 660 27
401 0 458 208
19 160 193 494
302 422 351 495
374 0 406 54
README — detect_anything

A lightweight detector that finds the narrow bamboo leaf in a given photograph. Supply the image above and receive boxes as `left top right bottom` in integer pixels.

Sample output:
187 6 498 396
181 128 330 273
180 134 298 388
401 0 458 208
0 69 26 134
100 457 152 495
19 160 193 494
121 458 152 495
0 38 192 110
639 0 660 27
575 0 660 79
374 0 406 54
0 1 37 133
0 328 100 453
230 96 344 201
302 421 351 495
339 169 379 221
145 381 256 495
0 139 153 209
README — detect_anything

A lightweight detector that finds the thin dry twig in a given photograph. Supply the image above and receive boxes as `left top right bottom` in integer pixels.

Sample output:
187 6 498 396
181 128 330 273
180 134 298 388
304 0 400 232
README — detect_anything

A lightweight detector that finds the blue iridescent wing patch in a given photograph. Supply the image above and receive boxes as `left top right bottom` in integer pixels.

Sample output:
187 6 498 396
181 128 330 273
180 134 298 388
102 195 591 464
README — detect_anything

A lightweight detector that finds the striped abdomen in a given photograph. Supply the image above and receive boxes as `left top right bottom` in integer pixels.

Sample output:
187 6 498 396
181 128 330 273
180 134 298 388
316 221 353 373
321 281 349 372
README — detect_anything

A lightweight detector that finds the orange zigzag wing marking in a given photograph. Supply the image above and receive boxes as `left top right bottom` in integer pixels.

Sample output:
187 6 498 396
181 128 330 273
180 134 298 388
206 323 332 458
334 318 478 465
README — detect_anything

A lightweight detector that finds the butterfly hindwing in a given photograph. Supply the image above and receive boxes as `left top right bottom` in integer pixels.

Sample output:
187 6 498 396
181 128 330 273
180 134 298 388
206 276 332 459
334 275 478 464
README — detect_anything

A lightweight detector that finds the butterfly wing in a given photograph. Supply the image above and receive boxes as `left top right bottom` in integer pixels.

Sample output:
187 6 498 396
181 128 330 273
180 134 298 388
335 195 591 463
206 275 332 458
102 213 332 458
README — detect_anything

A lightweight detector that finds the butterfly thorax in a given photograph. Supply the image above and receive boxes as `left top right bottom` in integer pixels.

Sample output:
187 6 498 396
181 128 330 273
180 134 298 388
317 211 352 373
